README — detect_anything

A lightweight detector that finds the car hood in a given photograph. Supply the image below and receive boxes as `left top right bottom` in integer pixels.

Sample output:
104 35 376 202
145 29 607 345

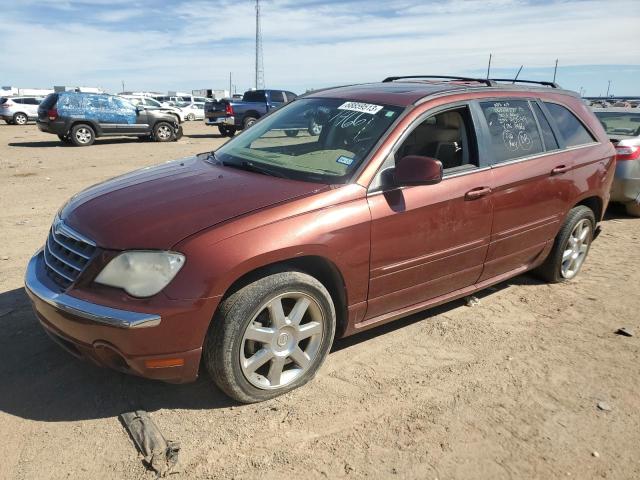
60 155 328 250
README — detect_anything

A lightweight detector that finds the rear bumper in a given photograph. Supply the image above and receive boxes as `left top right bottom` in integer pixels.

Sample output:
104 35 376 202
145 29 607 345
205 116 235 126
24 251 212 383
610 160 640 203
36 119 67 135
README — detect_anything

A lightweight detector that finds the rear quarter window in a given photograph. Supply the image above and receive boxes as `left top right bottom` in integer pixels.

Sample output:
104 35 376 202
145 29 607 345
39 94 59 110
544 102 595 147
480 100 544 163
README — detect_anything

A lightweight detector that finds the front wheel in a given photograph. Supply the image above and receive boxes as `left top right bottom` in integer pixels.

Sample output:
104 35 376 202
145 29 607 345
186 113 195 121
534 205 595 283
243 116 258 129
153 122 173 142
285 129 299 137
57 134 71 144
204 271 336 403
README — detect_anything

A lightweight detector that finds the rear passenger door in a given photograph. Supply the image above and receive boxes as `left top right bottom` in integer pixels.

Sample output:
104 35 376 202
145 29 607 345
366 103 493 319
476 98 570 281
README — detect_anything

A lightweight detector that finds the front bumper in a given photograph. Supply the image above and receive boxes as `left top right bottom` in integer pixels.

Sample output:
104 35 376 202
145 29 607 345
610 160 640 204
24 251 212 383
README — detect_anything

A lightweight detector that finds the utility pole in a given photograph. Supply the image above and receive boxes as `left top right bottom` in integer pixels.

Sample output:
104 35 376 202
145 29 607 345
121 80 125 93
229 72 232 97
552 59 558 83
255 0 264 90
486 53 492 79
606 80 612 97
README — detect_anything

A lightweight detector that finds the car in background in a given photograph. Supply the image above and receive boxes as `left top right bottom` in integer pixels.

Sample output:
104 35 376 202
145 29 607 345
612 101 632 108
25 76 614 403
120 95 185 123
178 102 205 121
593 108 640 216
36 92 183 146
204 89 297 136
0 96 43 125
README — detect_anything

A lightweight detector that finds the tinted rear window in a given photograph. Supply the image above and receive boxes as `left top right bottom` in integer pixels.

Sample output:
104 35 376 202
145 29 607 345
243 91 266 102
532 103 559 150
39 93 59 110
594 111 640 137
0 98 7 105
544 102 595 147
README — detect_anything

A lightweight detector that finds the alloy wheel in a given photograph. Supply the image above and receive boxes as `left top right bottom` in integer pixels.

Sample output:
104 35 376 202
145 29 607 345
240 292 324 390
75 127 92 144
560 219 592 278
157 125 172 140
15 114 27 125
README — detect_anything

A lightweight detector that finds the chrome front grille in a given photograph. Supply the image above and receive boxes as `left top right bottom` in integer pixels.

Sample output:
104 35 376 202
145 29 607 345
43 218 96 289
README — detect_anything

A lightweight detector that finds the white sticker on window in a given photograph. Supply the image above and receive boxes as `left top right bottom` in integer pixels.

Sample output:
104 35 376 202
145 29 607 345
336 155 354 166
337 102 384 115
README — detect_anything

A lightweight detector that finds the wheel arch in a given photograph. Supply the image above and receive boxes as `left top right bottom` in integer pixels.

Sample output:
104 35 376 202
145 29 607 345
574 195 604 222
69 119 101 136
217 255 349 337
242 111 260 123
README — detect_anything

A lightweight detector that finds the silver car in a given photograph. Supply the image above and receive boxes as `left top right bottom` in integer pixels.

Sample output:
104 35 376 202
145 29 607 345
0 96 43 125
594 108 640 216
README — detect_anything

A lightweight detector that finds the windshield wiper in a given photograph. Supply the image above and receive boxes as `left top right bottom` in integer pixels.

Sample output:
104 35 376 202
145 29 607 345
222 159 286 178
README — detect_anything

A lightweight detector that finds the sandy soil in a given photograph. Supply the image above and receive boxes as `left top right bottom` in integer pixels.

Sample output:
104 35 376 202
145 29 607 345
0 121 639 480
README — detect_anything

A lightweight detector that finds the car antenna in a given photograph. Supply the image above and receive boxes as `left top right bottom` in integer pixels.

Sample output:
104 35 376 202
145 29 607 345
512 65 523 84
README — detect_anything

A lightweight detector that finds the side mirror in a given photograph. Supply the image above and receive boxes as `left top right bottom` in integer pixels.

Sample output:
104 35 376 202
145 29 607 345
394 155 443 186
135 105 144 112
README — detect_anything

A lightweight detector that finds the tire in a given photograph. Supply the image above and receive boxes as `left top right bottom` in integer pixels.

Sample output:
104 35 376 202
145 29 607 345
70 124 95 146
243 116 258 129
186 113 195 121
285 129 299 137
218 125 236 137
625 201 640 217
534 205 596 283
57 134 71 144
13 113 28 125
4 120 12 125
308 120 322 136
204 270 336 403
153 122 173 142
173 126 183 141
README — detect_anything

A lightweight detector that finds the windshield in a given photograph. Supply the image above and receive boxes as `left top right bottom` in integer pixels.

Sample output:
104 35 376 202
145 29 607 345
595 111 640 137
215 98 403 183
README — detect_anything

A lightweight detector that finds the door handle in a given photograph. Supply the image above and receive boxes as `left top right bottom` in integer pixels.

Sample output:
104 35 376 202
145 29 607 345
465 187 492 200
551 165 571 175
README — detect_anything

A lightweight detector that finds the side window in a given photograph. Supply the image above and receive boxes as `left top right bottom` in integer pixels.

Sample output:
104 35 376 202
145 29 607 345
270 91 285 103
13 98 24 104
480 100 544 163
284 91 297 102
396 106 478 173
532 103 559 150
543 102 595 147
144 98 159 107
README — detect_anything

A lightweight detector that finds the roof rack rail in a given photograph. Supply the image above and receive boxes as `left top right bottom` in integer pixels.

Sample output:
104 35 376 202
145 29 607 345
490 78 560 88
382 75 496 87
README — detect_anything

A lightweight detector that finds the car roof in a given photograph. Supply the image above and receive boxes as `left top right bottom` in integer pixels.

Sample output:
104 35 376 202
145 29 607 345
307 81 578 107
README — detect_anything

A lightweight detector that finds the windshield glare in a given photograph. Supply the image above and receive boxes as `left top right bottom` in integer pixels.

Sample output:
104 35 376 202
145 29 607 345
595 111 640 137
215 98 403 183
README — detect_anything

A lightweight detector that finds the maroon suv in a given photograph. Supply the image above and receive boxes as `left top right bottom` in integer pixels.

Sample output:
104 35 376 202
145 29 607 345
25 76 615 403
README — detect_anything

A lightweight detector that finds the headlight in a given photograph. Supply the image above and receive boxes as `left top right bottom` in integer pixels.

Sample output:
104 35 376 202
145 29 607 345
95 251 185 298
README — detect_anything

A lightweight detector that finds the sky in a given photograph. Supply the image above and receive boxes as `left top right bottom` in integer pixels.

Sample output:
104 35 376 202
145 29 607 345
1 0 639 97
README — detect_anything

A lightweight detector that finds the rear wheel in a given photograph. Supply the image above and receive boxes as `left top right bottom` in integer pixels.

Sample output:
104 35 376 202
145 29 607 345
187 113 195 121
70 124 95 146
218 125 236 137
285 129 299 137
243 116 258 129
204 270 336 403
13 113 28 125
625 201 640 217
534 205 595 283
57 134 71 144
153 122 173 142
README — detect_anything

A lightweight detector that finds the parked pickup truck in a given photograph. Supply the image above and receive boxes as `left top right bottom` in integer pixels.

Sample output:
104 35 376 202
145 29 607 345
204 89 297 136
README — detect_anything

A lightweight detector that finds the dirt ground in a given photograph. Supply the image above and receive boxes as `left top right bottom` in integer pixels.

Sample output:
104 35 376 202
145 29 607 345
0 121 639 480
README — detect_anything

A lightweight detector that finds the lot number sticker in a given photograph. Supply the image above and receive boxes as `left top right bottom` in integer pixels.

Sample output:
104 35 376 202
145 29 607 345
338 102 384 115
